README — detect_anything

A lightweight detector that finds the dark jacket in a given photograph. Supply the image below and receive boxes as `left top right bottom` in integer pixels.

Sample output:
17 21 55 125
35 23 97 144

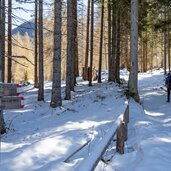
165 74 171 89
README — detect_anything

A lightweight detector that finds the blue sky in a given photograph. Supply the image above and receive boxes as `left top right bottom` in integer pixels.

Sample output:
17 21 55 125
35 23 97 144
12 0 88 28
12 1 35 28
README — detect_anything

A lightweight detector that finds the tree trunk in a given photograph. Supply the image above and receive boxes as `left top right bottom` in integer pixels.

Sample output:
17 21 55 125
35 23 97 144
38 0 44 101
108 0 112 81
145 39 148 71
2 0 5 82
73 1 79 78
164 6 167 75
115 8 121 83
167 12 170 73
111 0 116 82
0 0 2 82
65 0 73 100
0 109 6 134
34 0 39 88
142 40 146 72
128 0 139 102
84 0 91 80
75 35 79 77
98 0 104 83
168 31 170 73
150 36 154 70
7 0 12 83
89 0 94 86
125 32 130 70
50 0 62 107
71 1 77 87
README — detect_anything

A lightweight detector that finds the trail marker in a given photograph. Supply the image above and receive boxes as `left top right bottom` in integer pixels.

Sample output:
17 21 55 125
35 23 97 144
0 83 24 134
0 83 21 96
0 96 24 109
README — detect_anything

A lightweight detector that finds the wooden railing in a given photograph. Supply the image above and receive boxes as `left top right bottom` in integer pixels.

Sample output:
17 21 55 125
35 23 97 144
76 103 129 171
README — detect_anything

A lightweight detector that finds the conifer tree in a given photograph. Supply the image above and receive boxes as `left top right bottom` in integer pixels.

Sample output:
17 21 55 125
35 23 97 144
7 0 12 83
50 0 62 107
128 0 139 102
38 0 44 101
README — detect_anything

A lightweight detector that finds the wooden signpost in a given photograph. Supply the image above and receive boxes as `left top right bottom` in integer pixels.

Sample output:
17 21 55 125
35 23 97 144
0 83 21 96
0 83 23 109
0 96 24 109
0 83 24 134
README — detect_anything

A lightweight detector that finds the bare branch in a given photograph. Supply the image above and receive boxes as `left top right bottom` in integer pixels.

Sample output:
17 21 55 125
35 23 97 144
12 55 34 65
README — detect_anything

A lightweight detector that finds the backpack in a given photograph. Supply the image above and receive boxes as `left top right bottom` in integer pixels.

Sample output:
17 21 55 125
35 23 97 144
166 75 171 88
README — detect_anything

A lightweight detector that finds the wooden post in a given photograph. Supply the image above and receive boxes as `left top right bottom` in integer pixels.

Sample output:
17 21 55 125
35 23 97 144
123 105 129 141
0 107 6 134
124 105 129 124
116 122 125 154
123 121 128 141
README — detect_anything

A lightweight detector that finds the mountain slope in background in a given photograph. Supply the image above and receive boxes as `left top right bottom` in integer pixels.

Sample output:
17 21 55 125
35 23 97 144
12 21 34 38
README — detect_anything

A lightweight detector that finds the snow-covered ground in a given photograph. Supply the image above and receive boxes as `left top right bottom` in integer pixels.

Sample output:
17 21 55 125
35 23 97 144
1 69 171 171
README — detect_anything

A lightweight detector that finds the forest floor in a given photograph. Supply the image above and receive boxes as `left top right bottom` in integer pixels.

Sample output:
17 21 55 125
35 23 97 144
1 69 171 171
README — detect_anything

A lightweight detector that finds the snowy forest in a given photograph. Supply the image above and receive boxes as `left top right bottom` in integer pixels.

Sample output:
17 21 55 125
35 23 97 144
0 0 171 171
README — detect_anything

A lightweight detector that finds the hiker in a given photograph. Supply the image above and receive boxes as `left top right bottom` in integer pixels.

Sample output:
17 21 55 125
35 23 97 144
165 72 171 102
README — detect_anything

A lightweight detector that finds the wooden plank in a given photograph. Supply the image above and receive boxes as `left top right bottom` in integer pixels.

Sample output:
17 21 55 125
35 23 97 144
76 104 129 171
64 139 91 163
76 121 118 171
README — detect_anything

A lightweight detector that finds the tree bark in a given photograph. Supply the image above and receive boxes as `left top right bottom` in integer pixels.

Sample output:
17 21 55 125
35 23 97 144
2 0 5 82
167 12 170 73
8 0 12 83
71 1 77 87
164 5 167 75
111 0 116 82
0 0 2 82
38 0 44 101
84 0 91 80
34 0 39 88
50 0 62 107
65 0 73 100
89 0 94 86
98 0 104 83
108 0 112 81
73 1 79 78
115 8 121 83
128 0 139 102
0 109 6 134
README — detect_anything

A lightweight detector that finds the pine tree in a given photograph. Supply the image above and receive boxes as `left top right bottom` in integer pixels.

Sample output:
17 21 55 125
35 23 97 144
98 0 104 83
65 1 77 99
111 0 117 82
65 0 73 100
7 0 12 83
38 0 44 101
0 0 2 82
50 0 62 107
0 0 5 133
1 0 5 82
108 0 112 81
84 0 90 80
128 0 139 102
34 0 39 88
115 5 121 83
89 0 94 86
